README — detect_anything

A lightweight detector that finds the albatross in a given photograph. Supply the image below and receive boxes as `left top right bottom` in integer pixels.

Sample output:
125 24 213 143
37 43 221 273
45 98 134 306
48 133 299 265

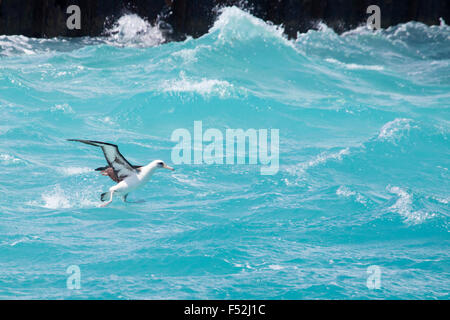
68 139 174 207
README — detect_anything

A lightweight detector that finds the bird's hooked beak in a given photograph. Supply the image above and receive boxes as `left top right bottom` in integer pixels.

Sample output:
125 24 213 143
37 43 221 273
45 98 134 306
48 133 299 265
163 164 174 171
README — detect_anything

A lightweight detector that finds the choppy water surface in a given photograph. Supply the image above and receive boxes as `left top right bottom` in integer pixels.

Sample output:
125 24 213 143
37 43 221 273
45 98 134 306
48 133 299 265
0 7 449 299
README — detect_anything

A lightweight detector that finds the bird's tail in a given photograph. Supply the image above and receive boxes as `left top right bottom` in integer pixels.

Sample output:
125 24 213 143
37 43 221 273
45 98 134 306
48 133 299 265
100 192 111 202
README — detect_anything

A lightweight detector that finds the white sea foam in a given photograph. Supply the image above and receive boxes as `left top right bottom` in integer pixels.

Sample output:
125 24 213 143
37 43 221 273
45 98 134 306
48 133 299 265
341 24 381 37
325 58 384 71
431 196 449 205
10 238 27 247
105 14 165 47
336 186 366 204
59 166 92 176
286 148 350 177
378 118 414 141
161 71 236 98
51 103 74 114
268 264 285 270
0 153 22 164
387 186 433 224
9 235 39 247
171 45 211 64
171 48 199 63
0 35 35 56
336 186 356 197
302 148 349 172
100 116 115 125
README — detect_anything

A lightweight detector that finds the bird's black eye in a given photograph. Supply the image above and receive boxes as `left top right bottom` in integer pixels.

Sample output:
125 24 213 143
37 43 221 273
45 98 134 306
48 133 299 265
158 161 164 167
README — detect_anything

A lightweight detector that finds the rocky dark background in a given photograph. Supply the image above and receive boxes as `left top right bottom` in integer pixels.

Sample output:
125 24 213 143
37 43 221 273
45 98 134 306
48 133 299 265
0 0 448 40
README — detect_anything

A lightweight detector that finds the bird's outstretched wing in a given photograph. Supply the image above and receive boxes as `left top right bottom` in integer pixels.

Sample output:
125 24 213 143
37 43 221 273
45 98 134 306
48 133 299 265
68 139 138 182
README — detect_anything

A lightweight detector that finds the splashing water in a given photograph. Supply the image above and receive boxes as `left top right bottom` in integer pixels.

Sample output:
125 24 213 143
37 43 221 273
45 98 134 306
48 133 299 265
104 14 165 47
0 7 449 299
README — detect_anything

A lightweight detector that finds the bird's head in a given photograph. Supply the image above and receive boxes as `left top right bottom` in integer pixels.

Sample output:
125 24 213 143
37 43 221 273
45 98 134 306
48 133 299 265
153 160 174 171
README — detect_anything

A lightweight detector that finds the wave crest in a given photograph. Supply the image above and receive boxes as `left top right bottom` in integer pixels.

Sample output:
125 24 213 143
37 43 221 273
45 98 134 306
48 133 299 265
160 71 241 98
378 118 414 141
208 6 293 48
387 186 434 224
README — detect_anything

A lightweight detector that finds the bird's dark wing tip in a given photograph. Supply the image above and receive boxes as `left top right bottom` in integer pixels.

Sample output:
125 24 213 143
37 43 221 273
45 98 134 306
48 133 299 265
67 139 103 147
68 139 119 148
67 139 87 143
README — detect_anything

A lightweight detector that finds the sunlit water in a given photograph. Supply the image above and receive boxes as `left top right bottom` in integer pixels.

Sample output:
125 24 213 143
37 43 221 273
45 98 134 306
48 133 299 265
0 7 449 299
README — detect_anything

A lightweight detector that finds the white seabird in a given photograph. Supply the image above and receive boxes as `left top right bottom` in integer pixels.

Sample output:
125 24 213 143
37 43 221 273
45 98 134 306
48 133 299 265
68 139 174 207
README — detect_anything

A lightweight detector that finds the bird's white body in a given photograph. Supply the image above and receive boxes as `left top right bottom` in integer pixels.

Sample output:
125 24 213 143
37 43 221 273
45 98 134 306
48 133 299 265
110 161 159 195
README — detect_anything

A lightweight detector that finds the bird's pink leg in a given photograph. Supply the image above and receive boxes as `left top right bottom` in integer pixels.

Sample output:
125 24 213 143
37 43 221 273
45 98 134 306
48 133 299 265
100 191 114 207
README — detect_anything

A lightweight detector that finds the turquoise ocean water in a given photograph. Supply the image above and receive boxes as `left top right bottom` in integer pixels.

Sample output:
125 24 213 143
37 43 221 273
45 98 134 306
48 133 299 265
0 7 449 299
